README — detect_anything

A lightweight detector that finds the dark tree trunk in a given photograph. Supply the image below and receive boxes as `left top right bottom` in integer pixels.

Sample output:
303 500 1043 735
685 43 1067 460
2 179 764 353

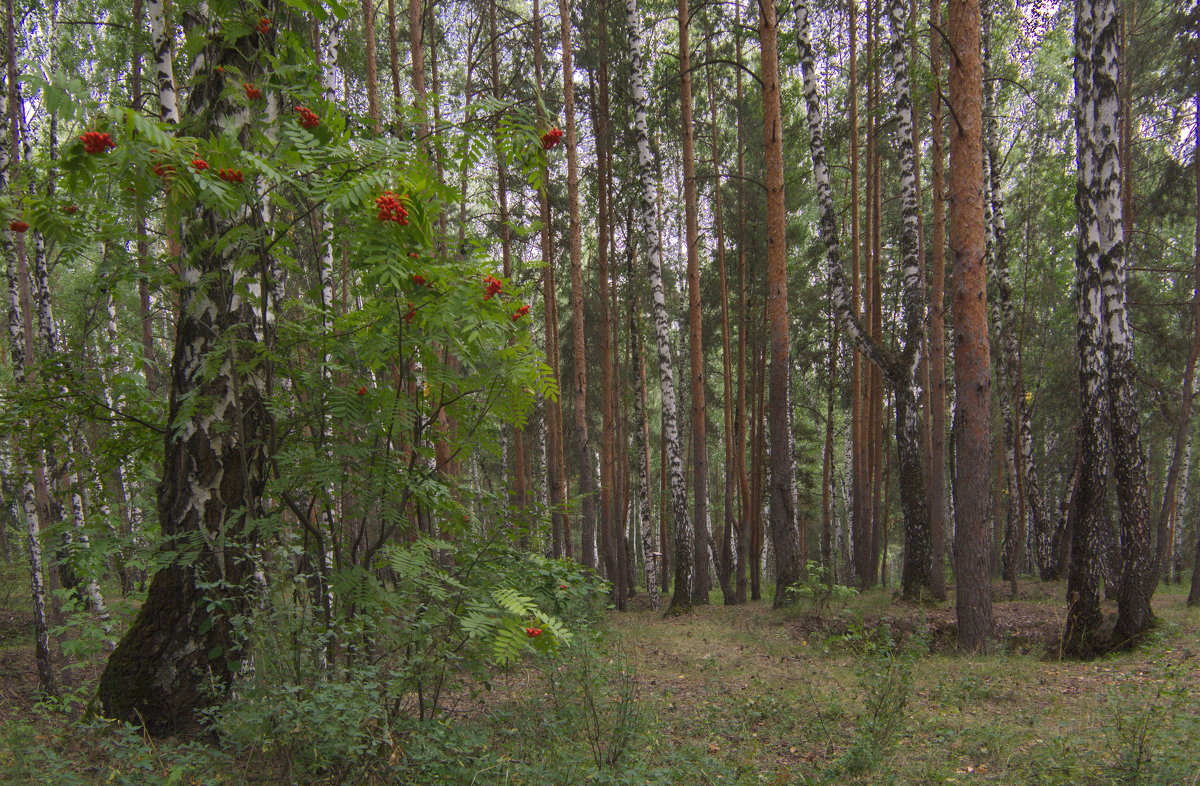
680 0 710 605
761 0 802 606
927 0 948 602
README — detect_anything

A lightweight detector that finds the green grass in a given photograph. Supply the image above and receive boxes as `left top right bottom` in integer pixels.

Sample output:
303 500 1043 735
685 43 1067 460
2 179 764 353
2 576 1199 783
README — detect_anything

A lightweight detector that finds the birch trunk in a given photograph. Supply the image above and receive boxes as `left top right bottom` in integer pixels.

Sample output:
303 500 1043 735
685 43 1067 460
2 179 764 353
631 299 660 611
98 6 277 733
794 0 930 598
2 16 54 688
147 0 179 123
1065 0 1109 654
625 0 692 613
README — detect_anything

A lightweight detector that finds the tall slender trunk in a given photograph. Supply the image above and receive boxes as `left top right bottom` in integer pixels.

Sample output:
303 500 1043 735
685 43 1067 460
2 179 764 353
632 288 660 610
594 3 621 603
733 3 749 604
948 0 993 652
559 0 597 571
362 0 380 134
848 0 868 590
927 0 948 600
795 0 930 598
1099 0 1152 646
491 0 526 528
761 0 802 606
1067 0 1154 647
387 0 401 123
131 0 158 393
2 2 54 691
409 0 427 139
708 37 737 605
1151 161 1199 587
626 0 692 612
1188 95 1200 605
983 0 1023 594
680 0 709 603
1066 0 1109 653
533 0 569 558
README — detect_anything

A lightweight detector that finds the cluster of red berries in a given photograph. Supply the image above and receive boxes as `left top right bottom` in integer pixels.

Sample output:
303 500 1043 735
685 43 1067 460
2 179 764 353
243 83 262 100
218 168 245 183
192 157 210 171
376 191 409 224
153 163 175 178
483 275 503 301
541 127 563 149
512 304 530 321
80 131 116 154
404 302 417 323
524 627 543 638
295 105 320 128
357 386 368 396
256 17 270 33
412 274 427 286
9 220 29 233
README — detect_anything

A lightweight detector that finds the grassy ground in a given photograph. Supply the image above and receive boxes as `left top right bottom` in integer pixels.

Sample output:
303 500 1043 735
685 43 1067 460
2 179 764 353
2 578 1199 783
479 579 1200 784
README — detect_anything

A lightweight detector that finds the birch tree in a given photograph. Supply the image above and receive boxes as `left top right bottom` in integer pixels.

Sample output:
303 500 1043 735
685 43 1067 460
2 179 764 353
624 0 692 613
794 0 931 600
1066 0 1154 652
98 3 278 732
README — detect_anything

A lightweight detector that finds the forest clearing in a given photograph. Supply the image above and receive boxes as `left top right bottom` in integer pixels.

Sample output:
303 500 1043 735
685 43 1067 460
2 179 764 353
2 0 1200 780
2 580 1200 782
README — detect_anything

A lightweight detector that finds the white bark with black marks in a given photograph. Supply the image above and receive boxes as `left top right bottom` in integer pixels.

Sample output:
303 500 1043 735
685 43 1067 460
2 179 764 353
624 0 691 612
146 0 179 123
794 0 930 598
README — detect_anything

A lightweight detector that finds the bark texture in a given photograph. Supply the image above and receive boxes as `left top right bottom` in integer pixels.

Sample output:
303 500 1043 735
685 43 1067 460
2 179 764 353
948 0 994 652
762 0 802 606
625 0 692 612
794 0 931 599
98 8 276 733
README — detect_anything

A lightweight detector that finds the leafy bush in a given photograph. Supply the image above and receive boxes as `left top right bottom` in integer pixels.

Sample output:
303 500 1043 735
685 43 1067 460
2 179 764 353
210 536 608 782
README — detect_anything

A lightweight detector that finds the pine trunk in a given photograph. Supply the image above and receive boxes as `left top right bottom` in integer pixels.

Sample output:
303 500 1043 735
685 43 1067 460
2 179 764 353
559 0 597 570
948 0 994 651
594 4 621 603
761 0 802 605
533 0 570 559
708 38 737 605
927 0 948 601
679 0 709 604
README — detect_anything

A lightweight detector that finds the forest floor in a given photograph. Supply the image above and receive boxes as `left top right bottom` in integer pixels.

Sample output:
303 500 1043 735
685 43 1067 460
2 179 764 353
1 579 1199 783
477 578 1200 783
